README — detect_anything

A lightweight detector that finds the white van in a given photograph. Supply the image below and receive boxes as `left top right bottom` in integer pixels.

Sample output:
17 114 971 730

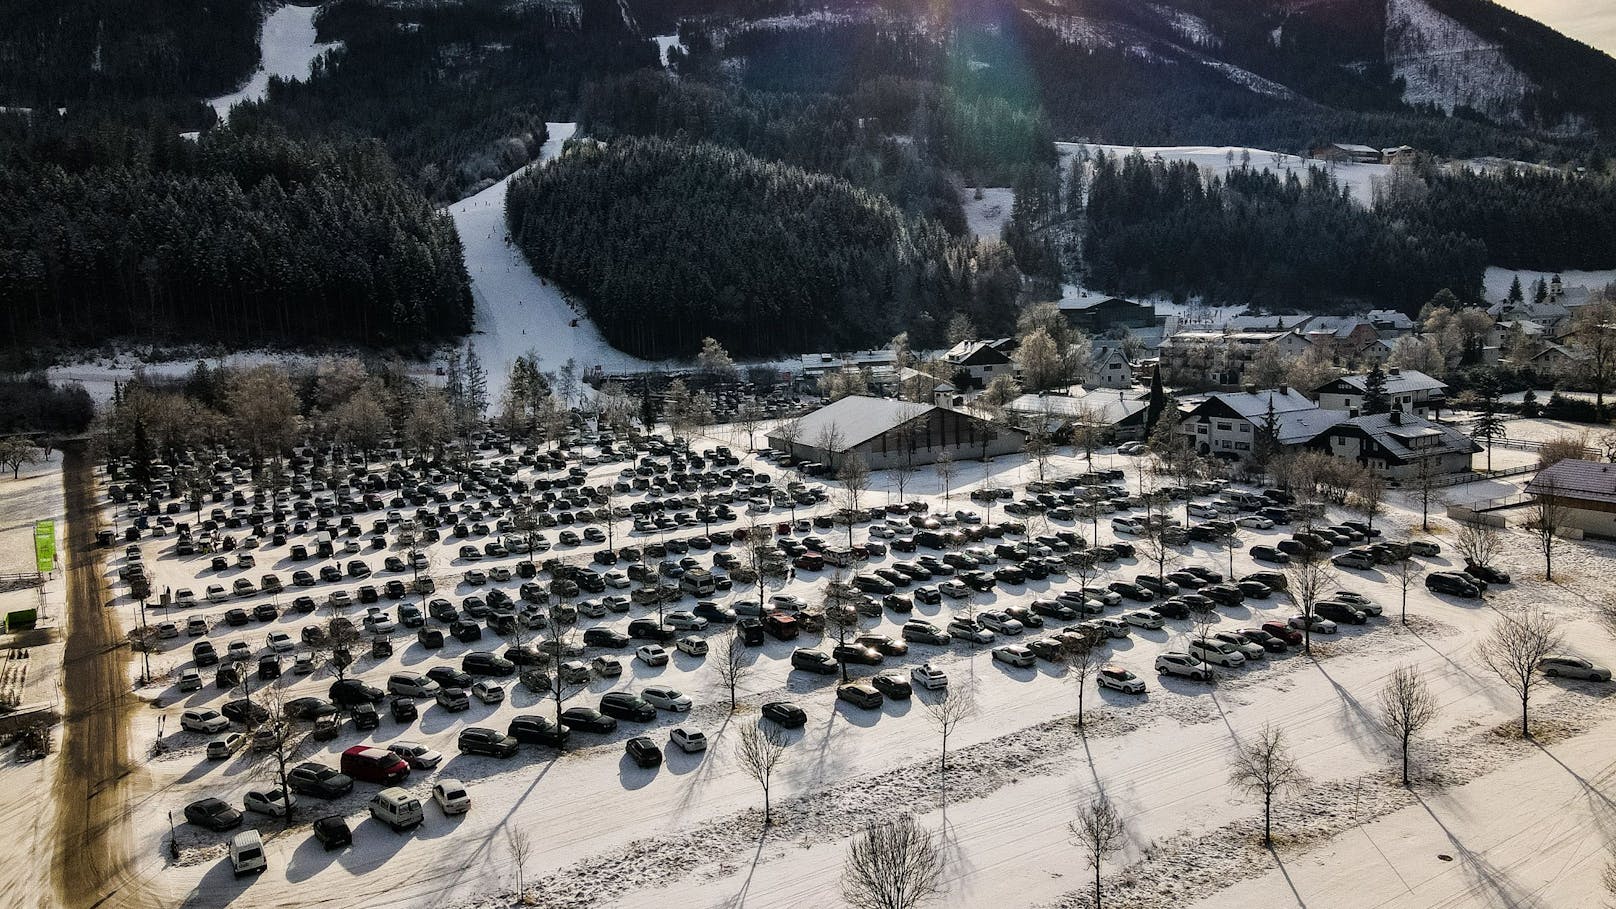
369 787 424 832
229 830 267 877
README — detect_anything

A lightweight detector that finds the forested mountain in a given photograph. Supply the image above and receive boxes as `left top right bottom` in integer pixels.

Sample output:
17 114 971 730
506 138 1020 358
0 125 470 354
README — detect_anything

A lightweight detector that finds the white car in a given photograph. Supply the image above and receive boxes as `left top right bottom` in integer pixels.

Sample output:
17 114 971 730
1212 632 1266 661
1155 652 1212 681
676 636 708 657
265 631 295 653
868 525 894 538
433 779 471 815
388 741 444 770
911 663 948 689
472 681 505 704
591 655 623 677
1094 617 1130 638
293 652 315 674
947 619 994 644
1189 639 1246 668
991 645 1035 668
603 572 630 589
769 594 808 612
1329 591 1383 617
1117 442 1147 455
243 788 296 817
1123 609 1164 629
1058 594 1105 615
670 727 707 752
642 685 693 711
978 612 1024 635
206 733 245 760
1187 503 1219 518
939 581 971 599
363 612 396 634
636 645 669 666
177 668 203 691
1237 515 1274 530
1097 664 1146 694
157 622 180 639
1288 614 1338 634
664 611 708 631
182 708 230 734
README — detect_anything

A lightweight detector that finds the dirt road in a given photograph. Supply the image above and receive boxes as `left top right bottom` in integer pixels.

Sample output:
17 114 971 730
51 442 148 909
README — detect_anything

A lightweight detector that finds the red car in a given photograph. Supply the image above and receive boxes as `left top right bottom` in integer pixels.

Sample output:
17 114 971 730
1260 621 1304 646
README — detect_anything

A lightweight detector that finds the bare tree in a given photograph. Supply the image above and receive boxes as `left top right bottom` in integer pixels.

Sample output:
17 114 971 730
712 629 755 712
1478 607 1563 737
823 572 862 682
1453 519 1502 571
837 453 872 548
1067 640 1104 728
1352 470 1386 536
1284 551 1338 655
745 523 779 615
1070 795 1127 909
254 685 308 825
1219 525 1242 579
1390 547 1423 626
736 723 790 827
1378 665 1438 785
1410 454 1446 532
1530 475 1569 582
1228 723 1305 847
889 421 919 503
922 681 977 807
934 451 957 509
507 828 535 904
841 814 945 909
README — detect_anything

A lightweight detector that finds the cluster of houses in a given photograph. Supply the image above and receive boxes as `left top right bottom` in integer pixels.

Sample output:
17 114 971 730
1308 143 1418 165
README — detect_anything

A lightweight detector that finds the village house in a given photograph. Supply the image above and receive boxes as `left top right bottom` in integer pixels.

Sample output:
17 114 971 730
1177 387 1336 460
1157 329 1306 388
1057 295 1158 333
1309 142 1384 164
1312 368 1447 418
1302 410 1477 478
1086 345 1135 389
1525 458 1616 538
942 339 1015 389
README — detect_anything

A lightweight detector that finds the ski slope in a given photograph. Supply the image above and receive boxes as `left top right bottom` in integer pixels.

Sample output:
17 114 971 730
209 3 338 120
446 123 663 400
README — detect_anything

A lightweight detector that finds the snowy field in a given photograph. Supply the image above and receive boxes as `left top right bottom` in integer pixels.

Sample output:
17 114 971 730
51 419 1616 909
1058 142 1390 206
209 3 338 120
446 123 664 402
960 186 1015 240
1483 266 1616 303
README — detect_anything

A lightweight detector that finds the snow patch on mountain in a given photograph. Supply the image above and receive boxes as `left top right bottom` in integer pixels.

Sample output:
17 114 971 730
1023 12 1166 61
1384 0 1533 123
1151 4 1218 47
1198 59 1297 99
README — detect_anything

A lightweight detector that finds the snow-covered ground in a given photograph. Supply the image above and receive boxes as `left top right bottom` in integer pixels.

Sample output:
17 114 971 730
445 123 664 401
209 3 338 120
70 414 1616 909
1483 266 1616 304
1058 142 1390 207
653 34 685 68
960 186 1014 240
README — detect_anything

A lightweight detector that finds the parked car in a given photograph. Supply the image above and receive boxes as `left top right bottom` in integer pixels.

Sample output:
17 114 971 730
1250 545 1290 564
509 715 569 747
185 797 243 831
670 727 707 752
1539 656 1612 681
432 779 472 815
1097 664 1146 694
1288 614 1339 634
312 815 352 851
791 648 839 674
991 644 1035 668
243 788 296 817
559 707 618 734
836 683 883 709
626 736 663 767
642 685 693 711
761 701 807 728
1154 652 1212 681
458 727 519 758
1426 571 1480 598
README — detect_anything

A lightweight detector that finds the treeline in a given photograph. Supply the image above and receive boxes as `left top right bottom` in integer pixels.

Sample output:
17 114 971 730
0 375 93 435
0 126 471 349
1082 152 1487 310
506 137 1020 358
0 0 265 111
228 0 656 201
1387 167 1616 271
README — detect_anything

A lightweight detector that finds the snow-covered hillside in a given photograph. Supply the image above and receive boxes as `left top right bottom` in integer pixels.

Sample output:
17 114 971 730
209 3 338 119
1058 142 1390 206
446 124 664 400
1385 0 1536 125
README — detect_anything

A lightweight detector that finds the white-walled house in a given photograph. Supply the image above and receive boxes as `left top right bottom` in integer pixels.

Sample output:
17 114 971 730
1313 368 1446 418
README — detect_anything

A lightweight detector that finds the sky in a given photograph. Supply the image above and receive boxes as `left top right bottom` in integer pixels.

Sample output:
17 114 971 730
1493 0 1616 57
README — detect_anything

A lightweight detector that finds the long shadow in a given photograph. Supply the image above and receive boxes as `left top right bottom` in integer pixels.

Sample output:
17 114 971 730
717 826 773 908
1410 788 1538 907
1269 843 1311 909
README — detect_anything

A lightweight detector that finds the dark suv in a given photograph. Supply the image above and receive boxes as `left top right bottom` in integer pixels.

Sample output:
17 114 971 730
287 762 354 798
790 649 839 675
328 679 385 706
599 692 657 722
1426 571 1480 598
458 726 519 758
461 651 516 676
508 715 569 747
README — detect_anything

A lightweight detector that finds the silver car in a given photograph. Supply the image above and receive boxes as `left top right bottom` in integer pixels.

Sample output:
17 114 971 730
1538 656 1611 681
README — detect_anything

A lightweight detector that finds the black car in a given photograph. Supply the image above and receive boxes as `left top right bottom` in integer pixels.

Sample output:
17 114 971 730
1002 604 1045 629
458 726 519 758
283 696 338 722
1203 584 1245 607
426 666 474 690
450 621 482 643
761 701 807 728
625 735 663 768
1109 541 1135 558
883 594 914 613
328 679 385 707
583 627 630 648
253 603 279 622
693 601 737 624
398 604 425 628
417 627 445 648
222 697 272 726
225 608 250 627
1464 561 1511 585
288 762 354 798
1426 571 1480 598
462 651 516 677
313 815 352 851
390 696 418 723
871 673 912 700
1236 580 1272 598
1137 575 1178 597
184 797 242 831
1150 598 1190 620
600 692 657 722
1243 571 1288 591
1315 601 1367 625
508 714 569 747
1237 628 1289 652
1031 600 1077 621
790 649 839 675
1108 582 1153 602
913 586 942 605
558 707 618 734
1250 545 1291 564
832 644 883 666
628 618 677 642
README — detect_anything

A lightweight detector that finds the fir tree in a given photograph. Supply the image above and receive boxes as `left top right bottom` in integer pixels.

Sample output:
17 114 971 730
1362 364 1391 415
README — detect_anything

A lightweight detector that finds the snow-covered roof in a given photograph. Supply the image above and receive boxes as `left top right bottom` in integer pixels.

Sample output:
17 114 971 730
944 340 1013 367
1318 413 1478 460
1331 143 1381 155
1192 388 1316 419
1274 408 1342 444
779 395 936 450
1008 391 1147 425
1324 369 1445 396
1527 459 1616 504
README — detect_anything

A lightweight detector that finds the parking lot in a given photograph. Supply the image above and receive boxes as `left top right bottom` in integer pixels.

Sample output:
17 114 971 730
94 421 1616 908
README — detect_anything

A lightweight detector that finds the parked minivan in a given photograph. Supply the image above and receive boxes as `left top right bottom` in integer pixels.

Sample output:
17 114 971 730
340 746 410 785
368 787 424 832
230 830 268 877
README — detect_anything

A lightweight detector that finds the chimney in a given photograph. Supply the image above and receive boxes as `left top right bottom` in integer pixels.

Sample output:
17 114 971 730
1390 410 1402 425
1389 367 1401 376
1244 383 1257 394
1278 384 1289 395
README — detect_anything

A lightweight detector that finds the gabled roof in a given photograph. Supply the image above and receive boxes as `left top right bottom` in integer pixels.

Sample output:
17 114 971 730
780 396 937 450
1331 143 1380 155
1315 413 1479 461
1189 388 1316 420
1320 369 1445 396
1008 391 1147 426
1056 295 1153 312
1366 309 1415 330
897 366 955 391
1527 459 1616 504
1274 409 1343 444
944 340 1013 367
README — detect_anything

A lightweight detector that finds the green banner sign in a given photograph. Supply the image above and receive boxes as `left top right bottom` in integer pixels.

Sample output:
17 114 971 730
33 520 55 574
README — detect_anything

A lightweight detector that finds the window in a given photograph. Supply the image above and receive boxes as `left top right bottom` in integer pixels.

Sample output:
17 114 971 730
1219 440 1232 449
1238 424 1250 433
1216 422 1233 432
1234 442 1250 451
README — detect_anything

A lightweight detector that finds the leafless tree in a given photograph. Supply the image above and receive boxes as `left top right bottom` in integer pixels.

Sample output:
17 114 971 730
1188 597 1219 663
1352 470 1386 535
1133 520 1177 587
254 685 308 825
1024 420 1056 482
736 723 790 827
1219 525 1241 579
890 421 919 503
1066 637 1105 727
1478 606 1563 737
1228 723 1305 847
841 814 946 909
712 629 755 712
745 523 779 614
1530 475 1569 581
507 828 535 904
1284 551 1338 655
837 453 872 548
934 451 957 509
1410 454 1447 532
1390 546 1423 626
823 572 862 682
1378 665 1438 785
922 681 977 809
1453 519 1502 570
1070 795 1127 909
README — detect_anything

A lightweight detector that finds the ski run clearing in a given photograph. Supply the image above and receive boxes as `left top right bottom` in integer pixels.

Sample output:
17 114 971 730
209 3 338 120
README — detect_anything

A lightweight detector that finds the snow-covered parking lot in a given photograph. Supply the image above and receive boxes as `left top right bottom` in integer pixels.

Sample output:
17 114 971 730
87 427 1616 909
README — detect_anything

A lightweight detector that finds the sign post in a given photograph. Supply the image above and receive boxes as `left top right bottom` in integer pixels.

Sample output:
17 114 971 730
33 520 55 575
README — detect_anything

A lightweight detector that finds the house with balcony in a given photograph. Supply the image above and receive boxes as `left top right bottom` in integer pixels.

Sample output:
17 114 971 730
1312 368 1447 418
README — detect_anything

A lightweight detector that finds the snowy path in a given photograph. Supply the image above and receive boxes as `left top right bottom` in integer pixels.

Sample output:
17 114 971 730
209 3 337 120
445 123 662 400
